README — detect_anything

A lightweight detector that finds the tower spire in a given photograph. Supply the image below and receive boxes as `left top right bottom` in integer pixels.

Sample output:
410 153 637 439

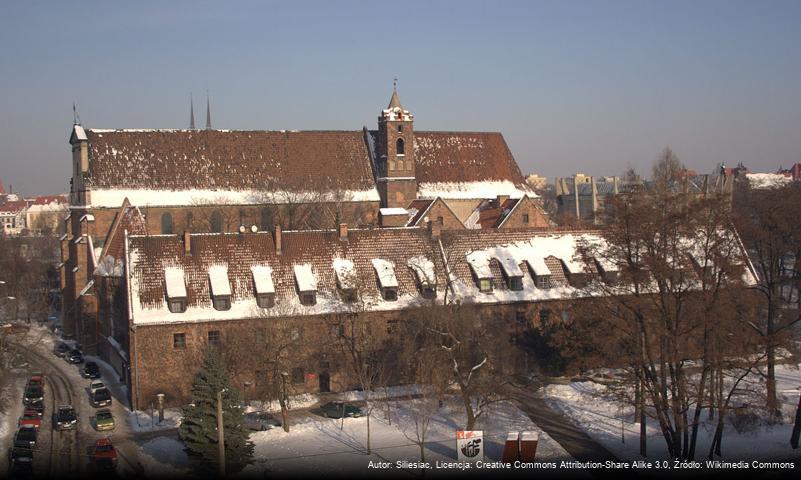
72 102 81 125
388 78 403 110
205 91 212 130
190 93 196 130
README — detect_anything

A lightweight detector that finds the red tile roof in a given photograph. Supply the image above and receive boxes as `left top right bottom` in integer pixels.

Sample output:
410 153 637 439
84 130 376 193
413 132 527 186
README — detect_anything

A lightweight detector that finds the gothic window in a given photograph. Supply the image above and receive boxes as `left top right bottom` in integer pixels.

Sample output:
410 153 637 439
397 124 403 132
396 138 405 155
260 208 273 231
186 212 194 230
161 212 173 234
210 210 222 233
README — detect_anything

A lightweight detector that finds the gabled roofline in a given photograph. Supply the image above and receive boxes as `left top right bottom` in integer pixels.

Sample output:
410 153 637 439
497 194 529 229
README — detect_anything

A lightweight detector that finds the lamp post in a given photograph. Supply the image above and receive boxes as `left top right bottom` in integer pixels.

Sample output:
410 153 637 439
279 372 289 433
217 388 227 477
243 382 251 405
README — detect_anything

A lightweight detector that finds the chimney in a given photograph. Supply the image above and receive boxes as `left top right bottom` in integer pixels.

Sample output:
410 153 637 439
428 218 441 240
496 195 510 208
338 223 348 242
274 224 282 255
183 231 191 255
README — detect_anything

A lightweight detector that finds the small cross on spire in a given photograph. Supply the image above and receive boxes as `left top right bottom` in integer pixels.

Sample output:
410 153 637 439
393 77 398 91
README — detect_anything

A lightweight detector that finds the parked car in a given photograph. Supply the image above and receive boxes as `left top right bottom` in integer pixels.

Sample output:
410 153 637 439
90 438 118 470
83 362 101 379
13 427 37 449
91 388 112 408
27 400 44 417
89 380 106 394
53 406 77 431
17 411 42 429
319 402 363 419
23 386 44 405
54 342 71 357
65 349 83 364
8 446 34 477
27 374 45 389
244 411 282 431
93 409 115 431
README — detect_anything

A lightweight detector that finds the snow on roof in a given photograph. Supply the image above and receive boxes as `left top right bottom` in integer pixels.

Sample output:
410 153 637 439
208 265 232 297
417 180 536 200
72 125 87 141
79 214 95 222
496 251 524 278
746 173 792 190
380 207 409 216
407 256 436 286
332 258 357 290
86 188 380 208
371 259 399 289
294 264 317 292
466 251 494 279
164 267 187 299
251 265 275 295
524 256 552 276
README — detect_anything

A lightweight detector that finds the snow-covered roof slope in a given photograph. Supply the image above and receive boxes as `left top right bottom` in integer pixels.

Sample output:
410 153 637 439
418 181 534 200
372 259 398 289
333 258 357 290
251 265 275 295
294 264 317 292
208 265 232 297
466 251 494 279
164 267 187 299
746 173 793 190
407 256 436 286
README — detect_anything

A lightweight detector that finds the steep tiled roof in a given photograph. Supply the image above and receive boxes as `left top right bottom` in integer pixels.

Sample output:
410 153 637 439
127 228 449 324
84 129 376 193
94 199 146 277
413 132 527 186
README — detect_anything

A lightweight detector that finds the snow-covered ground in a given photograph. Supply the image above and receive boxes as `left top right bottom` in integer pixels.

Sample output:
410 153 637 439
240 396 572 477
543 364 801 461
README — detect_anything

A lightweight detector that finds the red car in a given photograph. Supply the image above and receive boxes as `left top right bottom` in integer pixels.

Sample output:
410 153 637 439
91 438 118 469
18 410 42 429
28 374 46 389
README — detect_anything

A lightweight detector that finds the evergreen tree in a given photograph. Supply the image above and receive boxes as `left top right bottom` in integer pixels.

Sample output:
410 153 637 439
180 348 254 473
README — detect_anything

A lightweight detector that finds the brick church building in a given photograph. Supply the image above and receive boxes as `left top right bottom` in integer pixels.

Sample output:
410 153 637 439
58 89 579 407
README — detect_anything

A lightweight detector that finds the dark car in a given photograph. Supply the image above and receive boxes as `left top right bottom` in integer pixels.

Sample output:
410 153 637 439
54 342 71 357
244 411 282 431
83 361 101 379
91 388 112 408
8 447 34 477
53 406 77 431
65 349 83 364
13 427 37 448
27 400 44 417
23 386 44 405
319 401 363 419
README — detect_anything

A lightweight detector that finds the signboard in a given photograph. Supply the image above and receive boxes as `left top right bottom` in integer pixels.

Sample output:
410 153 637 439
456 430 484 462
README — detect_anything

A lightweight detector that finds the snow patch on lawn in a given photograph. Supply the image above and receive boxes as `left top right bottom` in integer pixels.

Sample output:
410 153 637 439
543 364 801 461
136 436 193 478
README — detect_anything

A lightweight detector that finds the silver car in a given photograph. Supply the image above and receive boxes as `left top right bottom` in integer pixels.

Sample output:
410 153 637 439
244 411 282 431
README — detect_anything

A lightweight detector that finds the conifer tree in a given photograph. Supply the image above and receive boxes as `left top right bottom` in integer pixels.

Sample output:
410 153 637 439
180 348 254 473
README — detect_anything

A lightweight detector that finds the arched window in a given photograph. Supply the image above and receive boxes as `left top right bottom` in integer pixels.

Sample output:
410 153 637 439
161 212 173 234
210 210 222 233
396 138 405 155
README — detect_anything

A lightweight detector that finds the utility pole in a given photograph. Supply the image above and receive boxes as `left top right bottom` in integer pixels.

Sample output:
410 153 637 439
217 389 226 477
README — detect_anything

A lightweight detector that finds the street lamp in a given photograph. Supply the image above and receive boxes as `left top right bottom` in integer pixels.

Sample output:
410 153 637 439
217 388 227 478
243 381 251 405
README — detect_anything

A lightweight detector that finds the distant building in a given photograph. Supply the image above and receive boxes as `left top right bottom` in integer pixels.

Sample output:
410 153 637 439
0 200 27 235
525 173 548 191
777 163 801 182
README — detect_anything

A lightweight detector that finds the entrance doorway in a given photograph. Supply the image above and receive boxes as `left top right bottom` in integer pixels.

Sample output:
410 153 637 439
319 372 331 393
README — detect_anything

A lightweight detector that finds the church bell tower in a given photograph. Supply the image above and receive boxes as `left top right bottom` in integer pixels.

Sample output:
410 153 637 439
377 82 417 208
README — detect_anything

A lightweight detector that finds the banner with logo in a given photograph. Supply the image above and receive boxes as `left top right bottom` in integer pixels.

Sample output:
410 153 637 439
456 430 484 462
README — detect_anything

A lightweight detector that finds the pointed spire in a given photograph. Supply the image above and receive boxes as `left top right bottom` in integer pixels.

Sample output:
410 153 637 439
190 93 196 130
205 91 212 130
72 102 81 125
388 78 402 109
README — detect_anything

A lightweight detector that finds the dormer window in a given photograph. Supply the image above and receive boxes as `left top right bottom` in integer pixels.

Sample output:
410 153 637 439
525 257 553 290
497 254 524 291
396 138 405 156
294 264 317 306
208 265 232 311
408 256 437 299
372 259 399 301
595 258 620 284
164 267 188 313
333 258 358 303
467 251 494 293
251 265 275 309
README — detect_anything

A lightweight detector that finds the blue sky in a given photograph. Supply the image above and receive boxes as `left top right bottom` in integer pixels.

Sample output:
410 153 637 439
1 1 799 194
